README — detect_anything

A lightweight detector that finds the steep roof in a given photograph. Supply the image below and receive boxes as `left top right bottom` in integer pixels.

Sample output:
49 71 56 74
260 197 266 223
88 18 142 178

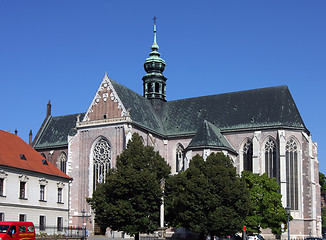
188 120 236 153
160 85 307 136
33 85 307 149
33 113 84 149
0 130 71 179
110 79 165 133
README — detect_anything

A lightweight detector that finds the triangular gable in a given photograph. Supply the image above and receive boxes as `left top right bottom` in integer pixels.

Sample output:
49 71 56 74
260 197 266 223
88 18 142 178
83 73 128 122
188 120 236 153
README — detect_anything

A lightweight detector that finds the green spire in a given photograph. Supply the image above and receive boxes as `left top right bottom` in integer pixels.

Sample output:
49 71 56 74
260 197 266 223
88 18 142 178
142 17 167 103
152 16 159 51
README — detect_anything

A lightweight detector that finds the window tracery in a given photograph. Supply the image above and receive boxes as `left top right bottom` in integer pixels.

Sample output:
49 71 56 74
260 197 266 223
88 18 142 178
243 139 253 172
265 138 277 179
93 138 111 190
286 138 298 210
176 144 184 173
58 152 67 173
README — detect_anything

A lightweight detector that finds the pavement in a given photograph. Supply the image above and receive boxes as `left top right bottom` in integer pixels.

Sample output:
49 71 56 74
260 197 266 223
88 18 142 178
88 235 133 240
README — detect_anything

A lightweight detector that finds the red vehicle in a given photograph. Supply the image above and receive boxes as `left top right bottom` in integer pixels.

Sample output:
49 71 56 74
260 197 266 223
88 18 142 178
0 222 35 240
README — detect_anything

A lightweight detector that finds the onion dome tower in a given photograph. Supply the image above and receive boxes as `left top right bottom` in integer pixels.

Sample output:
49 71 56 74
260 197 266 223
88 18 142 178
142 17 167 109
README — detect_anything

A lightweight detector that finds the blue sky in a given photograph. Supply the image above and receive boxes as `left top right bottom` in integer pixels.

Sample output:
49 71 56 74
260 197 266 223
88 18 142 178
1 1 326 173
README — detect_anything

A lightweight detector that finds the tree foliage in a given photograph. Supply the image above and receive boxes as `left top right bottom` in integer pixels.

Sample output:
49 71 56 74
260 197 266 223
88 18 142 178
87 133 171 238
165 153 251 239
241 171 289 235
322 207 326 233
319 172 326 192
319 172 326 233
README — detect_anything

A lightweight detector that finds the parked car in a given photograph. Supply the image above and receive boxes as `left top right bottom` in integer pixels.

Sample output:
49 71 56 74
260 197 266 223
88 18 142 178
247 234 265 240
0 221 35 240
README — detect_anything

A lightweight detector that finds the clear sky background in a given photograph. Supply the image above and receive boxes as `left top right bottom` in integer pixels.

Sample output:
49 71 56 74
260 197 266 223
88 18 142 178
1 1 325 172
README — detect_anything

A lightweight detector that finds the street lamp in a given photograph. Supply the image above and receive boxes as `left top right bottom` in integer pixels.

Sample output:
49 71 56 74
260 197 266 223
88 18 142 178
285 206 291 240
81 209 85 240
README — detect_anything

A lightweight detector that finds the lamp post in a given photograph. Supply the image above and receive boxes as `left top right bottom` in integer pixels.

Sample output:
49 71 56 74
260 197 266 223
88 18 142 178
158 178 166 239
285 206 291 240
81 209 85 240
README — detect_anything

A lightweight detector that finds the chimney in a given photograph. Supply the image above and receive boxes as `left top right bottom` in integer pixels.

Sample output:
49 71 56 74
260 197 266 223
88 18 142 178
14 129 18 135
29 130 33 146
46 100 51 117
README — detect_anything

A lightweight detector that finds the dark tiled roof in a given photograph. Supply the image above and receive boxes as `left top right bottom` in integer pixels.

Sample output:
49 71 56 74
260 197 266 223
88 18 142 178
33 113 85 149
34 85 307 150
161 85 306 136
0 130 71 179
188 120 235 152
111 80 165 134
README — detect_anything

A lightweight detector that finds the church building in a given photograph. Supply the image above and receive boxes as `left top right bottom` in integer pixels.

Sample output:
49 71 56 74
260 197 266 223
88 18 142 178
32 21 321 238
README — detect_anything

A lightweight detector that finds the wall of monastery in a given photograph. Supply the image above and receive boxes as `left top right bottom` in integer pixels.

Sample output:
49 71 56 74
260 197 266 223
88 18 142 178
67 121 321 237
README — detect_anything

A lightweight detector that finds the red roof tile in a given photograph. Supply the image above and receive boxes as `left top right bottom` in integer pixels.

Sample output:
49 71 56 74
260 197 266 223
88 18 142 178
0 130 71 179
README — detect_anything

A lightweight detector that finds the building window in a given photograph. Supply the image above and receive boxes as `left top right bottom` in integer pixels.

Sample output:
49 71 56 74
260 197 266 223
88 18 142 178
19 182 26 199
93 138 111 190
176 144 184 172
57 217 63 232
286 138 298 210
39 216 46 231
0 213 4 221
243 139 253 172
57 188 63 203
19 214 26 222
265 138 277 179
155 82 160 93
40 185 45 201
0 178 4 196
147 83 152 93
58 152 67 173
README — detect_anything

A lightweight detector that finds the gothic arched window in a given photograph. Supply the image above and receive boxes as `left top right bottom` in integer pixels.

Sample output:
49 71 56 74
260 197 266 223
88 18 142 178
93 138 111 190
176 144 184 173
265 138 277 179
243 139 253 172
58 152 67 173
286 138 298 210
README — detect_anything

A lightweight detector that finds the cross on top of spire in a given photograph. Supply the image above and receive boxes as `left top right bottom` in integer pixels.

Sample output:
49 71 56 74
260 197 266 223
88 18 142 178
152 16 158 50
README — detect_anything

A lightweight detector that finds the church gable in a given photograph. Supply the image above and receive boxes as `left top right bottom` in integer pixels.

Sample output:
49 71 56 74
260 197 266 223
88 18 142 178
83 73 128 121
187 120 236 153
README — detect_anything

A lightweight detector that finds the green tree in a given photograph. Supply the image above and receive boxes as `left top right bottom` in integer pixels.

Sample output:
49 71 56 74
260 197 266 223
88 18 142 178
320 172 326 233
322 207 326 234
241 171 289 235
87 133 171 240
165 153 251 239
319 172 326 192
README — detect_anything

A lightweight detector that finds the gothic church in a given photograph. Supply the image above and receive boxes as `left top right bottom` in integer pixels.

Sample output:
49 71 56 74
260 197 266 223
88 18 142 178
33 22 321 238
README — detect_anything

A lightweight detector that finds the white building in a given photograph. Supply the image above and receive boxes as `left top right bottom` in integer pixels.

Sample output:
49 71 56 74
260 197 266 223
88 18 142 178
0 130 71 234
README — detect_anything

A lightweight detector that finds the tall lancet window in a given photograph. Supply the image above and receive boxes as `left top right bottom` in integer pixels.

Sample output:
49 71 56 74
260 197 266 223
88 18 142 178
58 152 67 173
93 138 111 190
243 139 253 172
176 144 184 173
286 138 298 210
265 138 277 179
